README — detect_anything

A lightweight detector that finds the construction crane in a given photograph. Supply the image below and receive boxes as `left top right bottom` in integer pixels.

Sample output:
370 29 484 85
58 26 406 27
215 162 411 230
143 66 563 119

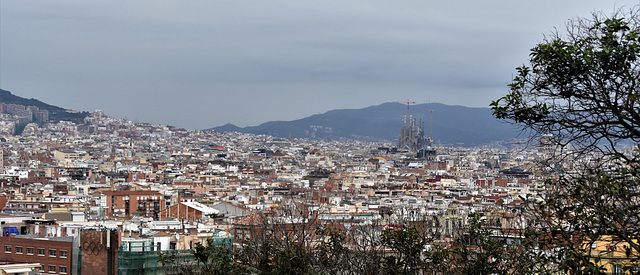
427 108 434 143
393 99 415 114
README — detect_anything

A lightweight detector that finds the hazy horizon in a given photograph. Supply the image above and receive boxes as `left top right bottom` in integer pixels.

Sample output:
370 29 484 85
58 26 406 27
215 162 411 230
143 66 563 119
1 1 637 128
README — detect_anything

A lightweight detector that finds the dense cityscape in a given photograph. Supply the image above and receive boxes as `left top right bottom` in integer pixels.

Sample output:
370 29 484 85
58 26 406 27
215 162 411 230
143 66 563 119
2 2 640 274
0 102 523 271
0 100 619 274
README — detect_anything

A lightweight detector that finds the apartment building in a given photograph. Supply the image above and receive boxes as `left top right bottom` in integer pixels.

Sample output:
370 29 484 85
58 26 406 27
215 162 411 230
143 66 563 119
0 235 75 275
101 190 165 219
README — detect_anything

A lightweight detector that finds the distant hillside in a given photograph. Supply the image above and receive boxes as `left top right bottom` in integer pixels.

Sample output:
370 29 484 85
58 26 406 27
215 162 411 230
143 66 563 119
0 89 89 123
208 103 521 146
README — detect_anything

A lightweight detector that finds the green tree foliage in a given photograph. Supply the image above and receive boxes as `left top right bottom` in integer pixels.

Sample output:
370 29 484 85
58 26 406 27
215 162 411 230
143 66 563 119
237 237 316 275
159 239 248 275
492 7 640 274
381 226 427 274
491 9 640 154
160 215 540 275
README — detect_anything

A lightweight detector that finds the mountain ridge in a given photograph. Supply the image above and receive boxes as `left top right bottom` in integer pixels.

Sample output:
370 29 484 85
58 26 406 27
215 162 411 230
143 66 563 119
207 102 520 146
0 89 519 145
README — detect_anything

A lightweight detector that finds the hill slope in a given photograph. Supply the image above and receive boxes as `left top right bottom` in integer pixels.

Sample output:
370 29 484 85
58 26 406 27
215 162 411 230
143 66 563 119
208 103 520 146
0 89 88 123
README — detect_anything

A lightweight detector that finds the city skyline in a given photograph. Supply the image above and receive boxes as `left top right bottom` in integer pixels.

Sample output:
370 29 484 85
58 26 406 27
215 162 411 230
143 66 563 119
0 0 637 129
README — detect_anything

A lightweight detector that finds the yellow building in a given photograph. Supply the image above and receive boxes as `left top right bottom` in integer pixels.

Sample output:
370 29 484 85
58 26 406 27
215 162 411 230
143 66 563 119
52 149 91 160
585 235 639 274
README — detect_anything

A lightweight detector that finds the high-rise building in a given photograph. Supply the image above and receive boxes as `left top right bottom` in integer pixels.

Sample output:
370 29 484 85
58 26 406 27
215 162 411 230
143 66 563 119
539 134 555 154
34 109 49 122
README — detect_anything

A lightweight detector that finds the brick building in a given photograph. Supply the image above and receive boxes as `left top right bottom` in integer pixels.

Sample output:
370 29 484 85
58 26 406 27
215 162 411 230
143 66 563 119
101 190 165 219
80 229 118 275
0 226 119 275
0 235 75 274
159 201 219 222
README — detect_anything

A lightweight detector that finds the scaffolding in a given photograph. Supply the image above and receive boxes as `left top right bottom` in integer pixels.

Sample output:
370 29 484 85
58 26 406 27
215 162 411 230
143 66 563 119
118 241 192 275
117 237 232 275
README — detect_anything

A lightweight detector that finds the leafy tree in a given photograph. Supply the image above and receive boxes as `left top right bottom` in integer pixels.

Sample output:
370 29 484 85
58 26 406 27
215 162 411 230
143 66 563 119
492 7 640 273
313 226 352 274
491 8 640 156
159 238 248 275
321 223 387 274
380 226 426 274
448 213 540 275
231 202 321 275
160 211 539 274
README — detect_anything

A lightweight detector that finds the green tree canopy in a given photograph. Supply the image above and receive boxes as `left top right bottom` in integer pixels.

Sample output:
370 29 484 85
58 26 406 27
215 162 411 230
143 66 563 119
492 8 640 155
493 7 640 274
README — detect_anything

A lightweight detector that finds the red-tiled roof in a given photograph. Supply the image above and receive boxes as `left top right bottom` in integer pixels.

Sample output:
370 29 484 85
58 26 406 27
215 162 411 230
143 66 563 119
233 213 264 226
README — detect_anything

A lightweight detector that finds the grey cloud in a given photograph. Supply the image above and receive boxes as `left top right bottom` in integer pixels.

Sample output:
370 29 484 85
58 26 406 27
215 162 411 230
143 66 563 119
0 0 637 129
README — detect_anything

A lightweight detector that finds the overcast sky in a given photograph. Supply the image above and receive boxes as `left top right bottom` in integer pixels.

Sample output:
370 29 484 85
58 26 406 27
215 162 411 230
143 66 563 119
1 1 638 129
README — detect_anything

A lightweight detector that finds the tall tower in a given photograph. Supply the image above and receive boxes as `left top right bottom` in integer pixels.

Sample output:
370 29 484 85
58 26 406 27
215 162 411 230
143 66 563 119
398 115 425 151
396 100 425 151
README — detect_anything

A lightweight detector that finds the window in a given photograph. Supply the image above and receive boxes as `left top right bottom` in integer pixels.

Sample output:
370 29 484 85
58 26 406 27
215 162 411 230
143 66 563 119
613 264 622 275
59 266 67 274
59 250 67 258
3 245 10 253
15 246 22 254
49 249 56 257
37 248 45 256
26 247 34 255
48 265 56 273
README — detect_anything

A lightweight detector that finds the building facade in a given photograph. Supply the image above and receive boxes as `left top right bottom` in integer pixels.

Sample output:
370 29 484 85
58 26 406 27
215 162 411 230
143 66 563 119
101 190 165 219
0 236 75 275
